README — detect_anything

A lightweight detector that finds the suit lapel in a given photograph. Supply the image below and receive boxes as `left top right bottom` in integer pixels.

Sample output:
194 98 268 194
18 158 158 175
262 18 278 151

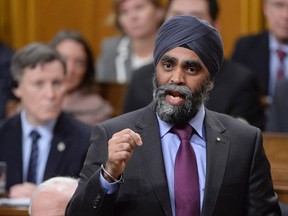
134 105 173 216
11 116 24 183
43 114 67 180
201 110 230 216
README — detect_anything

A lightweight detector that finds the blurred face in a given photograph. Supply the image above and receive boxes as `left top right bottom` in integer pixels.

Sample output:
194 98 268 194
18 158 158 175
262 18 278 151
166 0 213 24
153 47 211 125
30 191 69 216
14 60 65 126
118 0 164 39
264 0 288 43
56 39 87 93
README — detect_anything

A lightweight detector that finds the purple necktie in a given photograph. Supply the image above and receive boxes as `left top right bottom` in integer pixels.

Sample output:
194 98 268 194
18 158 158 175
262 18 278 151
173 124 200 216
276 49 286 80
27 130 41 183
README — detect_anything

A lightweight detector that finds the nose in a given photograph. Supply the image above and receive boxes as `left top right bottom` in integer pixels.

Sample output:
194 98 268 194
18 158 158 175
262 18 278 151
170 68 185 85
45 84 56 99
66 60 74 77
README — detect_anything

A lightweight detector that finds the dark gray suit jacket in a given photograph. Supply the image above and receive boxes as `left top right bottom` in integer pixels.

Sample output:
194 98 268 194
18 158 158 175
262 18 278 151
231 31 270 96
266 79 288 132
0 112 91 190
66 104 280 216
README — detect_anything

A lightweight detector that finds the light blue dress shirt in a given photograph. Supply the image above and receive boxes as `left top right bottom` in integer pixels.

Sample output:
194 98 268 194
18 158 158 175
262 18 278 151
100 104 207 216
269 33 288 96
21 111 56 185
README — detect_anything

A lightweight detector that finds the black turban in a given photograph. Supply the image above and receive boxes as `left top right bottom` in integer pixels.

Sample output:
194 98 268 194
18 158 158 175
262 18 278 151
153 15 224 80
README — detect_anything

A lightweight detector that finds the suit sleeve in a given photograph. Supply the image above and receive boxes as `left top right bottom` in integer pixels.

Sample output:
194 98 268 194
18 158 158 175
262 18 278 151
65 124 119 216
245 128 281 215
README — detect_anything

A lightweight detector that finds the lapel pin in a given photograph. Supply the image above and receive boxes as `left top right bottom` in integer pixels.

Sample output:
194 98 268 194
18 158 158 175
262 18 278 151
57 142 66 152
216 137 221 142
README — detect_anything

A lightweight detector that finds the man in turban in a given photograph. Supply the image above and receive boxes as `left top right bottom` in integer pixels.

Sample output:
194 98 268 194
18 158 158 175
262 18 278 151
66 16 281 216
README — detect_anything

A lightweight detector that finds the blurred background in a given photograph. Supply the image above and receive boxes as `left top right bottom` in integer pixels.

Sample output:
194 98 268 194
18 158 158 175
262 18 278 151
0 0 265 58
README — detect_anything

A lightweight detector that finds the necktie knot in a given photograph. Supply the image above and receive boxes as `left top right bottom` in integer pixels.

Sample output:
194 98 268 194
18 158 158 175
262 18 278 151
172 124 193 141
30 130 41 142
277 49 286 63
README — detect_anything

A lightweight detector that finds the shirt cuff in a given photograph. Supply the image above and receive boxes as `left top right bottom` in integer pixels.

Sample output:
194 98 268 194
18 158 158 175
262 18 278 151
99 171 117 194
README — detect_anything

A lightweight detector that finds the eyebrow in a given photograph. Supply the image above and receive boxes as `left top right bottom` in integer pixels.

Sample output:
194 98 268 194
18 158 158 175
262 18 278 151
160 55 202 69
160 55 177 63
183 60 202 70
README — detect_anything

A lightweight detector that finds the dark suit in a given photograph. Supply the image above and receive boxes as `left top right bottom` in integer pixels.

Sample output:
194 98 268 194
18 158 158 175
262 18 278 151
231 31 270 96
66 104 280 216
122 60 266 129
266 79 288 132
0 112 91 190
0 42 15 121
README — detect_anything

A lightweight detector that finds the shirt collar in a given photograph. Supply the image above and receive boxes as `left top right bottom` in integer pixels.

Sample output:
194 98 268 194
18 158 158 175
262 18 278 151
20 111 57 139
269 33 288 53
157 104 206 140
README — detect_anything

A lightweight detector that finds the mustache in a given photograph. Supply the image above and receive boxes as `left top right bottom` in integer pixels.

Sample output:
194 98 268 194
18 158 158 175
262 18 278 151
153 82 193 100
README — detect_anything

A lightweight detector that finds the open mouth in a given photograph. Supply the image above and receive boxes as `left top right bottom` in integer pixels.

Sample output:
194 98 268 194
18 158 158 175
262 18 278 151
165 90 185 106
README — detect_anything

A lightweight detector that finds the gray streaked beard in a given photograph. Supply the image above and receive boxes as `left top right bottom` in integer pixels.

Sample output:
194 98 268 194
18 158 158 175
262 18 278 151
152 75 209 126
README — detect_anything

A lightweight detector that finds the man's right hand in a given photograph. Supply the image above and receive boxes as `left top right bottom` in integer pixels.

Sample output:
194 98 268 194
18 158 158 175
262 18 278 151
104 128 142 182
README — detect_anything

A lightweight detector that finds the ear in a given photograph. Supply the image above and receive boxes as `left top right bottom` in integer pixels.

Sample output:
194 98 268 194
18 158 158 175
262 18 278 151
12 86 22 99
207 81 214 90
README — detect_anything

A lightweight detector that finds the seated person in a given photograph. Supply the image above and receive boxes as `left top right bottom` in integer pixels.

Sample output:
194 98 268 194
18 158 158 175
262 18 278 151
29 176 78 216
0 41 15 123
50 30 114 125
96 0 164 83
0 43 91 199
266 78 288 132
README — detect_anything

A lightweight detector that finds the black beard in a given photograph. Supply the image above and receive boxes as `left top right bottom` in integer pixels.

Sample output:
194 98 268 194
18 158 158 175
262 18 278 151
152 75 209 126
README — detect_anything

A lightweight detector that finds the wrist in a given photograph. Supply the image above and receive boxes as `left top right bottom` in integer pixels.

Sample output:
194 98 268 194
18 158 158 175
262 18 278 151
101 164 124 184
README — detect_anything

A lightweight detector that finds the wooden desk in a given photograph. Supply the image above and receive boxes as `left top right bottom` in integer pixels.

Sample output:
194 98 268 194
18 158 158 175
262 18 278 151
263 132 288 204
0 206 28 216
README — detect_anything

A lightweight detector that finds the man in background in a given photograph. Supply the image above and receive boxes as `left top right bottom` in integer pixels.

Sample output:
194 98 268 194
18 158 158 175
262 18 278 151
0 43 91 199
29 176 78 216
232 0 288 105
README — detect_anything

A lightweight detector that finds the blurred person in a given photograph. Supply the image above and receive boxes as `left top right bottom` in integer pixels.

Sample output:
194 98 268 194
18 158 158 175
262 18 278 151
0 43 91 199
123 0 266 130
0 41 15 123
266 78 288 132
96 0 165 83
50 30 113 125
232 0 288 104
66 16 280 216
29 176 78 216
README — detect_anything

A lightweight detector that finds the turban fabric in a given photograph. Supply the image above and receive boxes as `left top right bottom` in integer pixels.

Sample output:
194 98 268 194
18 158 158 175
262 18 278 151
153 15 224 79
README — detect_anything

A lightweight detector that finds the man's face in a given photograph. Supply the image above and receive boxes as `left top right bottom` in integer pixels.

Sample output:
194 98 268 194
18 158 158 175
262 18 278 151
14 60 65 126
153 47 211 125
165 0 213 24
264 0 288 43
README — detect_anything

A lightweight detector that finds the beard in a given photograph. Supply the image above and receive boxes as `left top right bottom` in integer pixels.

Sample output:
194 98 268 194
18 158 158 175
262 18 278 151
152 75 210 126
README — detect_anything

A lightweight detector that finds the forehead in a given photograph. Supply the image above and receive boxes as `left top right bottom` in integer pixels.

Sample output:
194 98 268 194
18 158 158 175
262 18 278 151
22 60 65 77
168 0 209 14
56 39 85 54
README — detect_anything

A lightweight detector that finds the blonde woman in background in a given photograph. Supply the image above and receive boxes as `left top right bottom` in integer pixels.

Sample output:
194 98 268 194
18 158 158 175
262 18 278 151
96 0 165 83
